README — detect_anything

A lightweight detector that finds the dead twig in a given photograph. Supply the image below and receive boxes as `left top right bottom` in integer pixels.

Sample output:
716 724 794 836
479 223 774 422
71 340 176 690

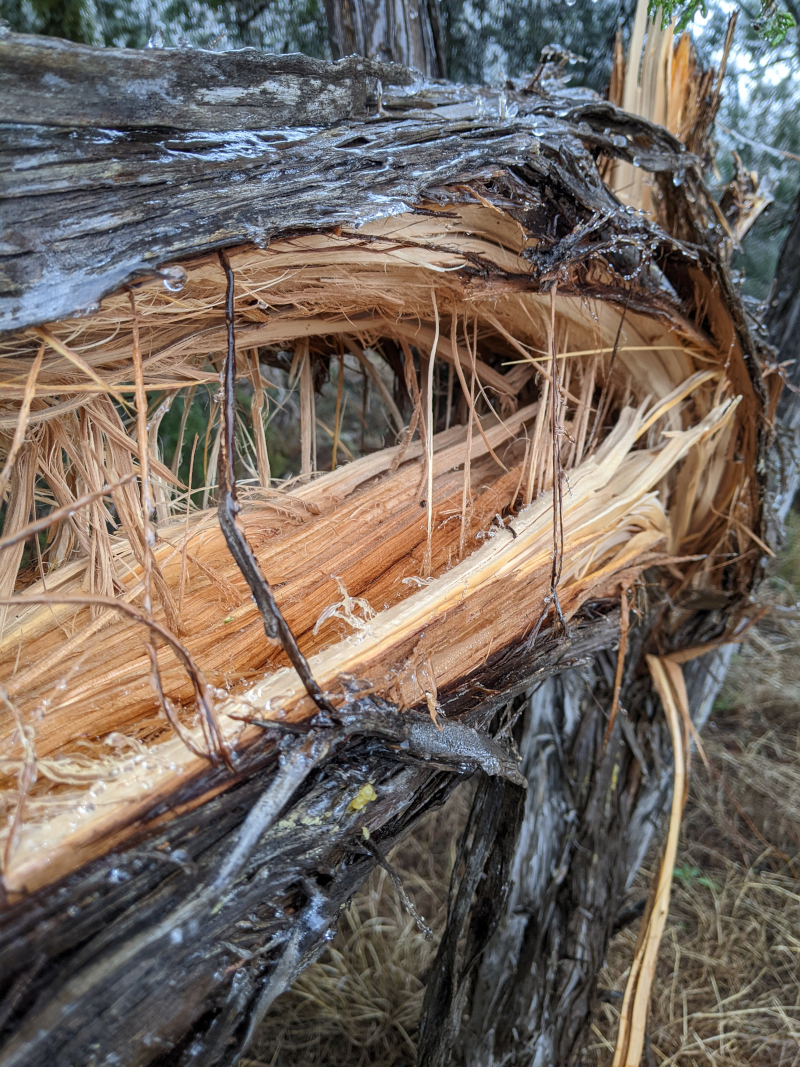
0 592 228 766
603 584 631 753
0 344 44 505
549 284 567 633
586 284 633 455
0 473 137 554
216 250 336 718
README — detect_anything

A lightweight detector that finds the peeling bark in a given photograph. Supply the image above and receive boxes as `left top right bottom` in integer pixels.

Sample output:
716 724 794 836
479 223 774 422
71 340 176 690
0 33 702 333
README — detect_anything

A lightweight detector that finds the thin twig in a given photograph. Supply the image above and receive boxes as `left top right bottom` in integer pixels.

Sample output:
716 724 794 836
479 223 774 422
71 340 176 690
361 828 433 941
458 310 477 559
178 435 199 615
170 383 196 479
216 250 336 718
331 351 344 470
586 285 633 454
248 351 271 488
0 473 137 554
424 290 440 576
129 290 207 763
33 327 127 406
548 284 567 633
0 593 228 766
445 360 454 431
603 583 630 754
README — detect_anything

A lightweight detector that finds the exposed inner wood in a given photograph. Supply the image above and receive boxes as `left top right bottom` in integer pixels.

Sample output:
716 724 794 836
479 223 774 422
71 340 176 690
0 206 760 896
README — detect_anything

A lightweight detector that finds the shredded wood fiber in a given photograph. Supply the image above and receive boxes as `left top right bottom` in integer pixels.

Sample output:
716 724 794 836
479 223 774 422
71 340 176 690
0 203 762 894
0 26 781 1067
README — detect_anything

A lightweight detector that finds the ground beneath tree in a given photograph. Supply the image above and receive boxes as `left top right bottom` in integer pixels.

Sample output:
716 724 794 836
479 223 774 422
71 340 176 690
248 519 800 1067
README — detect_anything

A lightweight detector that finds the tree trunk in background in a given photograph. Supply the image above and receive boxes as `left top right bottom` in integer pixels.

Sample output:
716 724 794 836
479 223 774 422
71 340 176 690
323 0 446 77
767 190 800 518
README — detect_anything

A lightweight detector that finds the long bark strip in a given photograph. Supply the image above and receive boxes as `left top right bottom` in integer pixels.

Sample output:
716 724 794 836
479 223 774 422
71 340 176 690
424 291 440 576
420 636 731 1067
603 583 630 753
612 656 690 1067
548 284 567 632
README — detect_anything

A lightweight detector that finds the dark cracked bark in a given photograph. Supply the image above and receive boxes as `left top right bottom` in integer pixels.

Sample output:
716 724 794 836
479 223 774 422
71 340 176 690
419 624 736 1067
766 189 800 519
0 618 619 1067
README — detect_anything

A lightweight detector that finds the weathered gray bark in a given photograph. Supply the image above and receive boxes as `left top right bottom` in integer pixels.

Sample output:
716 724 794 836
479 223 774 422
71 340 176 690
323 0 446 77
766 189 800 519
0 31 413 130
419 625 736 1067
0 30 697 334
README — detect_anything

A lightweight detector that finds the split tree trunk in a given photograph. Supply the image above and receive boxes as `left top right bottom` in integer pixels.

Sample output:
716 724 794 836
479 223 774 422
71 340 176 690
418 637 735 1067
419 160 800 1067
0 26 775 1067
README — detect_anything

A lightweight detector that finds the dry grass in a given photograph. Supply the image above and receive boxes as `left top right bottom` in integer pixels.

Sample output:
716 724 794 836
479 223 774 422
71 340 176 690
250 530 800 1067
590 536 800 1067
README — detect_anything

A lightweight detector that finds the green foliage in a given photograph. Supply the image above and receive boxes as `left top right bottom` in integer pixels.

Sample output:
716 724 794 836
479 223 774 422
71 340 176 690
673 863 720 892
649 0 708 34
0 0 329 52
28 0 96 40
651 0 796 45
753 0 797 46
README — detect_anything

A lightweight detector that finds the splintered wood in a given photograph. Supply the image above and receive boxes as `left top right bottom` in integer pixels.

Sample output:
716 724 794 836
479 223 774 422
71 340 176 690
0 200 762 894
